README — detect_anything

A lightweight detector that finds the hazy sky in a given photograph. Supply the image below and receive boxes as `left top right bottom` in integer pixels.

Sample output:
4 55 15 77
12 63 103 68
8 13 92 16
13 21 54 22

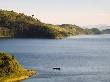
0 0 110 26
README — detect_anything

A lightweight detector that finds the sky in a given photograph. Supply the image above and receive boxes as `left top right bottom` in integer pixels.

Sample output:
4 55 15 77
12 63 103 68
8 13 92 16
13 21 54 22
0 0 110 26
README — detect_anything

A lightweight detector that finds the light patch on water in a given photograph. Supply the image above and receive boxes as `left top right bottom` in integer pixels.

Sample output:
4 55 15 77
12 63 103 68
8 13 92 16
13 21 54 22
67 34 110 39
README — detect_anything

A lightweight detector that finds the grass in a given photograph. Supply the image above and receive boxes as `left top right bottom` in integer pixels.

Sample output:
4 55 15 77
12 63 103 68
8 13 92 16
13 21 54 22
0 52 36 82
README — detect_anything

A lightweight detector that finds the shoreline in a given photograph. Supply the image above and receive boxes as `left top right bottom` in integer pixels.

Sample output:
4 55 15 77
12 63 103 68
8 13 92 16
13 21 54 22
0 70 36 82
3 76 29 82
0 52 37 82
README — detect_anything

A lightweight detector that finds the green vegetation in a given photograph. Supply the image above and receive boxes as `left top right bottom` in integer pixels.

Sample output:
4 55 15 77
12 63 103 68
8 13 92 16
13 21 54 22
0 9 110 39
0 52 35 81
84 28 110 35
101 29 110 34
84 28 101 34
59 24 87 35
0 9 87 39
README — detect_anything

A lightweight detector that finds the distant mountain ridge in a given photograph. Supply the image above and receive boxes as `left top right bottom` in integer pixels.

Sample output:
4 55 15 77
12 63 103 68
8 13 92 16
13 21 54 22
83 24 110 30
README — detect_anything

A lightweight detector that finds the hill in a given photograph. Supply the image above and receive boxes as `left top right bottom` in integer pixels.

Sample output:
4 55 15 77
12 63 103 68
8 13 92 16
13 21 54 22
0 9 87 39
102 29 110 34
83 24 110 30
59 24 87 35
0 52 35 81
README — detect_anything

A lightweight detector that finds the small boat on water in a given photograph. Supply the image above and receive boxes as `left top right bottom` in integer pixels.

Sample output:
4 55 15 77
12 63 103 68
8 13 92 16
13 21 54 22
53 68 61 70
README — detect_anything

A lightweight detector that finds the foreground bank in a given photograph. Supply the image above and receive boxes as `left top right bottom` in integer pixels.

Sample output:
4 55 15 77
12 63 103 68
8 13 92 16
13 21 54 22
0 52 36 82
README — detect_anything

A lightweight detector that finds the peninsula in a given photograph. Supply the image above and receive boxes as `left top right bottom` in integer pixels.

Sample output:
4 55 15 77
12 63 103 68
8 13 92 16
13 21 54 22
0 52 36 82
0 9 110 39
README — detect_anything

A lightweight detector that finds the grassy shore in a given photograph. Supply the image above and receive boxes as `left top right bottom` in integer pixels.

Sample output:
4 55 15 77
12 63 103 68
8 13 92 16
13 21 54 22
3 76 29 82
0 70 36 82
0 52 36 82
0 36 11 39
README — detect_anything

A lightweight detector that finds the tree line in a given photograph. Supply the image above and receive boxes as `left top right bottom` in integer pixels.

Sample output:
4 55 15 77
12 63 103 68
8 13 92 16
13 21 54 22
0 9 110 39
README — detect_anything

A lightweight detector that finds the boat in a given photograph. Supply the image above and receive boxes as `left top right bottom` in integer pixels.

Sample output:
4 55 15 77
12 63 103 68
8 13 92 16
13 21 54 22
53 68 61 70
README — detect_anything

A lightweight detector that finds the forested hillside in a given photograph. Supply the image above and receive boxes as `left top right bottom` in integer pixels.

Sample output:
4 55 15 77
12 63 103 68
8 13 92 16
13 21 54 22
0 9 109 39
0 9 88 39
0 52 35 81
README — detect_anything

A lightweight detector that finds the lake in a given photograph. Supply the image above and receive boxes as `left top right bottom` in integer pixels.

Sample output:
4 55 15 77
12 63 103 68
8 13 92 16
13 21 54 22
0 34 110 82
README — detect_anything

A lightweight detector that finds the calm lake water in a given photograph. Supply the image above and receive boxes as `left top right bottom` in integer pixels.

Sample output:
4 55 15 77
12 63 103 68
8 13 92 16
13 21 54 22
0 34 110 82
